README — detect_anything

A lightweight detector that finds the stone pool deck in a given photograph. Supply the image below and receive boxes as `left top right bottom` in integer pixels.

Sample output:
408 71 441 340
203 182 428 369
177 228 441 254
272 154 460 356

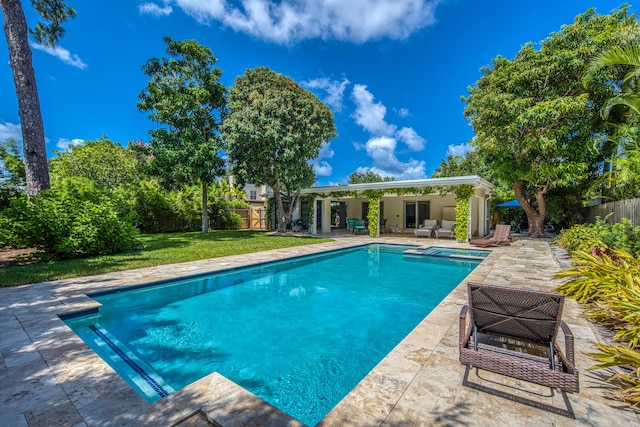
1 236 639 426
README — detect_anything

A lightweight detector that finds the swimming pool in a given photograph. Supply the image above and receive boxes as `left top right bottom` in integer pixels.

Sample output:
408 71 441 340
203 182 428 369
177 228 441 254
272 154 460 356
62 243 480 426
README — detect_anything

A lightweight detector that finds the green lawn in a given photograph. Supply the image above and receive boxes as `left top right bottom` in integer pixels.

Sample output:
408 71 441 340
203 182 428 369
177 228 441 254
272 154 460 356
0 230 333 287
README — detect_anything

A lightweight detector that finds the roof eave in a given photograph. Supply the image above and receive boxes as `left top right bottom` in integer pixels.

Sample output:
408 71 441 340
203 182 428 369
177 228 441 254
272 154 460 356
299 175 493 195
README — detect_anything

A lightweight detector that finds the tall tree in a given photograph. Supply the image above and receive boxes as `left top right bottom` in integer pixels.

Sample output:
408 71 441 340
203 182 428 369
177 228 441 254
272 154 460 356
223 67 336 233
138 37 228 234
463 7 639 237
0 0 76 196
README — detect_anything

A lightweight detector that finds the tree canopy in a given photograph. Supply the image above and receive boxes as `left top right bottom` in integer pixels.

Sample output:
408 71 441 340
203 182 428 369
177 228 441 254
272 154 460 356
463 6 640 237
348 171 395 184
223 67 336 232
138 37 228 233
0 0 76 196
49 137 138 189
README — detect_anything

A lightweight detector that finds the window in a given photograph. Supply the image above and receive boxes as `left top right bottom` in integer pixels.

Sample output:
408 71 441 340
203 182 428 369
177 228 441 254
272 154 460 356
249 190 257 200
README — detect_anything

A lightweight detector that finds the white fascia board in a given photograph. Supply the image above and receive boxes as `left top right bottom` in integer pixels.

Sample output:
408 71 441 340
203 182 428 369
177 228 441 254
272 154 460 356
299 175 493 195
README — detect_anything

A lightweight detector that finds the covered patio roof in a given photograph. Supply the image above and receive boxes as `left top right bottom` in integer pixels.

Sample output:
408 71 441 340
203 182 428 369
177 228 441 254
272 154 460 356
300 175 494 195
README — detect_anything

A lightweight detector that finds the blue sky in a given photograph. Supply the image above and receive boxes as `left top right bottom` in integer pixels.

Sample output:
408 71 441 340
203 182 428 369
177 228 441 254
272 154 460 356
0 0 631 186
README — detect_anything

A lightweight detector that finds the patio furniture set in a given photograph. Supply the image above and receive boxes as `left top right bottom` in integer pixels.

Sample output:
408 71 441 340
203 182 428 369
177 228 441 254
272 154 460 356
414 219 456 238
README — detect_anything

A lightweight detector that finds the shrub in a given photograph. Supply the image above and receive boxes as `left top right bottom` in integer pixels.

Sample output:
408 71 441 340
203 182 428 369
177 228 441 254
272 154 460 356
593 217 640 256
555 249 640 407
1 178 139 259
226 212 243 230
555 223 604 255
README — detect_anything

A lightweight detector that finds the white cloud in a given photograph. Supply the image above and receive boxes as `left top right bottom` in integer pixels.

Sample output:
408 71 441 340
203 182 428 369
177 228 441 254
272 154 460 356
170 0 441 44
139 2 173 16
397 107 410 117
302 77 350 112
397 127 425 151
313 160 332 176
363 136 426 179
56 138 85 152
30 42 87 69
447 142 475 157
352 84 396 136
0 122 22 143
349 84 427 180
311 141 334 176
175 0 226 22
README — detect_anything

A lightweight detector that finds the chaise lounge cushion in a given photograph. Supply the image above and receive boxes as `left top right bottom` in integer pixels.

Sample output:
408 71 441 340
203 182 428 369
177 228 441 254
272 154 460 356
470 224 516 247
414 219 438 237
435 220 455 238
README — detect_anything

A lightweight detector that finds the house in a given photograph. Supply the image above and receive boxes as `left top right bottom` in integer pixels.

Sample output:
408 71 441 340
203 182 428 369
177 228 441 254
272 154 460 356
295 175 494 240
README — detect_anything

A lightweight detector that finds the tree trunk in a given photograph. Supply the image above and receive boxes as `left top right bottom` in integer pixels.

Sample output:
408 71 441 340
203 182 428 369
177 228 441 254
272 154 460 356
514 181 547 238
201 179 209 233
1 0 50 196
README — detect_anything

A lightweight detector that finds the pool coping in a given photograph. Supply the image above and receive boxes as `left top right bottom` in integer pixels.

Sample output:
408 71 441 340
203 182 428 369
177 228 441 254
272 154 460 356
2 237 639 426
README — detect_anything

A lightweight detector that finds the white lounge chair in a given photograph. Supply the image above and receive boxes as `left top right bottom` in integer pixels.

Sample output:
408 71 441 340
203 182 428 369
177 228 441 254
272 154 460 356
435 220 455 239
414 219 438 238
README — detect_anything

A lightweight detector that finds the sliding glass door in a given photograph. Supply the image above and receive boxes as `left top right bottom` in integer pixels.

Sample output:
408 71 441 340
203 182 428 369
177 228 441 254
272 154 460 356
405 201 430 229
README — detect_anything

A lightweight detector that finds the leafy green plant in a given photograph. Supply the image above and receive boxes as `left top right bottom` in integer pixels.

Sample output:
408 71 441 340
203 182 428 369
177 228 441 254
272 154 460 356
454 185 474 241
1 177 139 259
225 212 243 230
593 217 640 256
555 249 628 303
588 344 640 407
555 248 640 407
555 223 605 255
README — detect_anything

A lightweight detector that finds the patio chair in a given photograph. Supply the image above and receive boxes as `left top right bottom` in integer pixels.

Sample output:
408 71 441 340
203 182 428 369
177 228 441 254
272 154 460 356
379 218 387 234
469 224 516 247
435 220 455 239
459 282 579 393
347 218 356 234
354 219 367 235
414 219 438 238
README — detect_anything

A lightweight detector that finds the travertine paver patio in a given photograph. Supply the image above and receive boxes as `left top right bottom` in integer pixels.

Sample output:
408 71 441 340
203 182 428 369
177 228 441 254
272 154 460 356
1 236 639 426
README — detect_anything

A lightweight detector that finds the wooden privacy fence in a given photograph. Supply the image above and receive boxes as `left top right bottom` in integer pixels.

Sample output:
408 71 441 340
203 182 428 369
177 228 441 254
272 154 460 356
228 207 268 230
583 198 640 226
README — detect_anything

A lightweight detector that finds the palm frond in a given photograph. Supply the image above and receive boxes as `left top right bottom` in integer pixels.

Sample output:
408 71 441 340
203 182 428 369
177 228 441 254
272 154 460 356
584 45 640 86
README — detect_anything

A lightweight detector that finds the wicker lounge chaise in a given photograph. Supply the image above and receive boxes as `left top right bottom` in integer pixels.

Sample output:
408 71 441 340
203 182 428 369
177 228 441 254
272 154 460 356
469 224 516 247
459 282 579 393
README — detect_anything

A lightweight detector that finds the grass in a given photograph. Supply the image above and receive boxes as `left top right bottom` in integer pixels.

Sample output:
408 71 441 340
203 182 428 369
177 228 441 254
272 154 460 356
0 230 333 287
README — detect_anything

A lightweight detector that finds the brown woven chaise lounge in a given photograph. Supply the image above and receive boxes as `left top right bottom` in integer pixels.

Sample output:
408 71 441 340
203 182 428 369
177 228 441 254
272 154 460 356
469 224 517 247
459 282 579 393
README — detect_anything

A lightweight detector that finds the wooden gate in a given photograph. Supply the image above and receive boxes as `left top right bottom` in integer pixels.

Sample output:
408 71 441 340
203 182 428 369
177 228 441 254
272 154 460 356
228 208 267 230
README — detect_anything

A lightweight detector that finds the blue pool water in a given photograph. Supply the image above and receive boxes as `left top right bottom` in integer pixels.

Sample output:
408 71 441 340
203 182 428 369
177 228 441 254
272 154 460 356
403 246 491 260
63 244 480 426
